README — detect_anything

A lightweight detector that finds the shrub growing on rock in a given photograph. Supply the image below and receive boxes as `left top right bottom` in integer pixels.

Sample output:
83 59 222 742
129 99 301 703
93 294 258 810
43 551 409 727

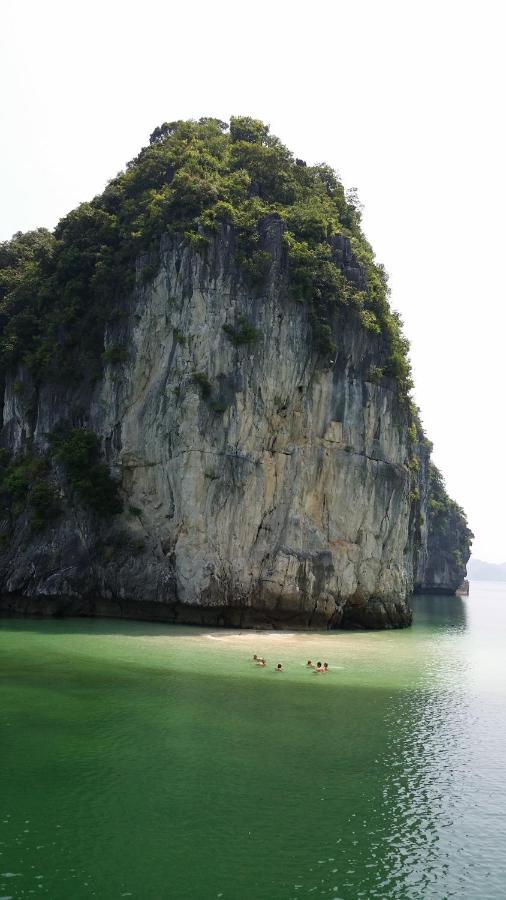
52 428 122 516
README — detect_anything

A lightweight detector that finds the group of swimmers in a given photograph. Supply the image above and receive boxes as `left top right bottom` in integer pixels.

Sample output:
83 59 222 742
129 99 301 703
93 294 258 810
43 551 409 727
252 655 330 673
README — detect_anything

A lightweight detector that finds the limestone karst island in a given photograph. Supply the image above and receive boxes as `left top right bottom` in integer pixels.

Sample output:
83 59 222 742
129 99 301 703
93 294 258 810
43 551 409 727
0 117 472 629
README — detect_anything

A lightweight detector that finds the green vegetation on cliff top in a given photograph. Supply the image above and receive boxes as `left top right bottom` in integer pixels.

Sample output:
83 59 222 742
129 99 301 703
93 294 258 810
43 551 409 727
0 116 412 394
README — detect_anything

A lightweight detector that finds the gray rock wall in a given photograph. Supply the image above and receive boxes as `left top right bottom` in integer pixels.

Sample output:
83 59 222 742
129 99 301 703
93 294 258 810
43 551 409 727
0 227 468 627
415 502 471 594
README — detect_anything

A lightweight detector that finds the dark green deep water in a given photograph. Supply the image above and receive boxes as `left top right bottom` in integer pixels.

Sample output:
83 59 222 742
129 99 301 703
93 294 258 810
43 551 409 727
1 586 506 899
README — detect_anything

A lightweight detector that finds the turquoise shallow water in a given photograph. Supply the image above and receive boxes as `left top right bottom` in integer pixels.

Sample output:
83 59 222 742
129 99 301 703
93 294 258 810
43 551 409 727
1 584 506 899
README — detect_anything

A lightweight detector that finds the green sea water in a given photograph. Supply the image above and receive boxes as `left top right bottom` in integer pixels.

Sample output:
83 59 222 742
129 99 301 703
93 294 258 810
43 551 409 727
1 585 506 899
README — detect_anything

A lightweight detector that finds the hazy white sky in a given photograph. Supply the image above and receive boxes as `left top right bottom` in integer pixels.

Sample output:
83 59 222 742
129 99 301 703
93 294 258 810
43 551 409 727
1 0 504 560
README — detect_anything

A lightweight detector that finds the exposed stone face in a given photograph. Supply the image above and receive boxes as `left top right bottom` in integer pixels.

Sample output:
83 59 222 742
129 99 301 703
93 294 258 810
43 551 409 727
0 226 469 627
411 444 471 596
415 504 471 595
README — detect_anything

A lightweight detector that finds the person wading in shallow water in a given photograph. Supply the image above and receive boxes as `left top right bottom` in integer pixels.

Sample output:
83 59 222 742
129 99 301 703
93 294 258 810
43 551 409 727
275 663 284 672
315 661 324 673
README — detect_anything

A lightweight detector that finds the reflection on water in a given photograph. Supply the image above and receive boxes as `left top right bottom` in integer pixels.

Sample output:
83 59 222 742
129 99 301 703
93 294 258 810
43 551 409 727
1 585 506 899
285 596 475 899
378 686 474 898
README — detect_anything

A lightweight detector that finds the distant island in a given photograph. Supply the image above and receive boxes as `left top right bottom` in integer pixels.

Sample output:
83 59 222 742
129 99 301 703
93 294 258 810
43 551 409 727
467 559 506 582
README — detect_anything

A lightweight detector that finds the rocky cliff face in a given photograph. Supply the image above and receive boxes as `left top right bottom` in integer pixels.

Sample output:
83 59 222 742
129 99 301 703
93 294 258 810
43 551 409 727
0 118 472 627
415 461 472 594
0 224 470 627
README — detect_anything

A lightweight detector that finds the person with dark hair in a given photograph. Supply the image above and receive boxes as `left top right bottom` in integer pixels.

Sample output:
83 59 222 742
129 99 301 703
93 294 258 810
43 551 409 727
256 657 267 667
306 660 314 667
323 662 329 673
275 663 284 672
315 661 324 673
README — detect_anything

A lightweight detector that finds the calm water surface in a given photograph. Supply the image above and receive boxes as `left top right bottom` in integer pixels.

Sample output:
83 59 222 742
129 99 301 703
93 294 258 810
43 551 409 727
1 583 506 899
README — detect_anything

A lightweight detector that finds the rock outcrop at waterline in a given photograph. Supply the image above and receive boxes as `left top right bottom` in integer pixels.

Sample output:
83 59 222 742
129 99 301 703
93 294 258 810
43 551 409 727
0 118 472 628
414 461 473 595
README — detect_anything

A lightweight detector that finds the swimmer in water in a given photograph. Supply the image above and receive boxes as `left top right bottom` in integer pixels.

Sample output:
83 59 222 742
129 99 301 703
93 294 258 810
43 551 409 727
323 662 329 673
275 663 284 672
315 661 324 673
306 660 314 667
252 654 259 662
256 657 267 667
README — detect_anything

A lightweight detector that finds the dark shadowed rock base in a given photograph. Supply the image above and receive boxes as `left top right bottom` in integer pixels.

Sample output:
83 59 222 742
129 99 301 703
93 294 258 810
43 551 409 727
0 593 413 631
339 597 413 629
414 585 460 596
